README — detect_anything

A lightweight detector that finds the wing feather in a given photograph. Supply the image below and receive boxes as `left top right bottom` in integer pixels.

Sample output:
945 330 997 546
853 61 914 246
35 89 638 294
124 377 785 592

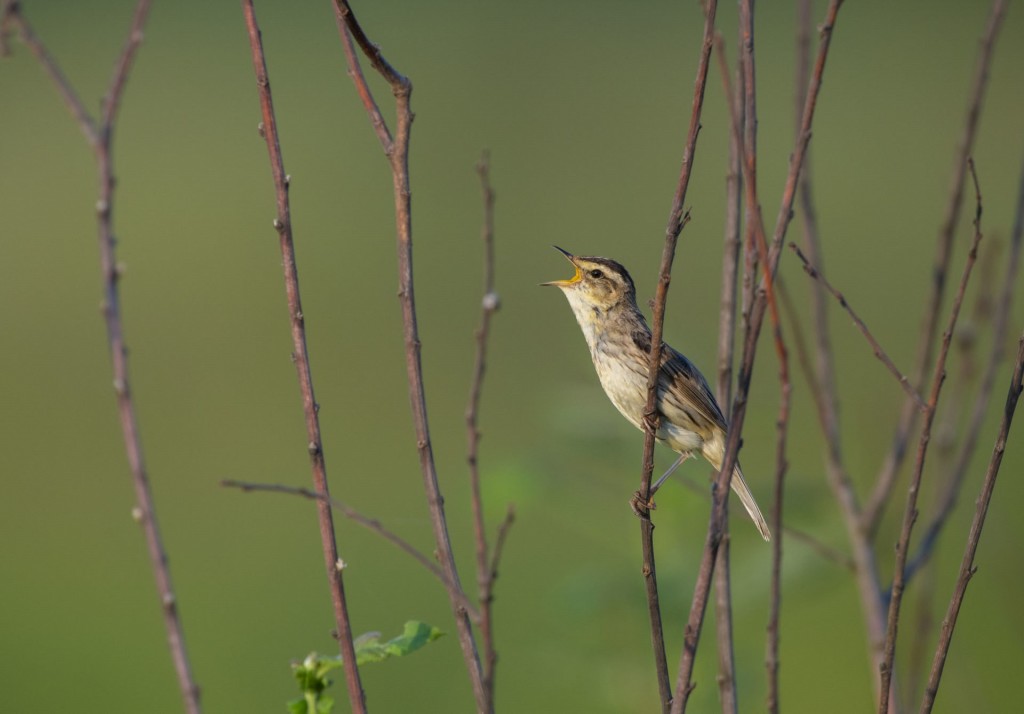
632 330 727 435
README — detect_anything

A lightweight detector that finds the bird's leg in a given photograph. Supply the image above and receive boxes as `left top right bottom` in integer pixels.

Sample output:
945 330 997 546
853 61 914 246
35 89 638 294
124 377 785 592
631 452 693 516
650 452 692 497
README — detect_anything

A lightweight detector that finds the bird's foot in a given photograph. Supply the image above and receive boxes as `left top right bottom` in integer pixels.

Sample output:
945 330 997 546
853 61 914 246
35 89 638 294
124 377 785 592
630 490 656 518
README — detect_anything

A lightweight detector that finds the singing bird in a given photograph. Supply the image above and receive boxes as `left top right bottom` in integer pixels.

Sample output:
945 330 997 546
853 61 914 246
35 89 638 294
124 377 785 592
543 247 771 541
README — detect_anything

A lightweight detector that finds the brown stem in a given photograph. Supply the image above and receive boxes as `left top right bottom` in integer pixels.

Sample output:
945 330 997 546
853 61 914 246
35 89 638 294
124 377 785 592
717 11 791 712
330 2 486 709
905 154 1024 583
733 3 793 708
862 0 1007 537
671 3 844 711
3 4 98 145
790 243 926 409
878 161 986 713
787 0 894 700
711 30 743 714
240 3 365 710
221 479 480 621
635 3 718 711
467 151 501 709
5 4 202 712
919 335 1024 712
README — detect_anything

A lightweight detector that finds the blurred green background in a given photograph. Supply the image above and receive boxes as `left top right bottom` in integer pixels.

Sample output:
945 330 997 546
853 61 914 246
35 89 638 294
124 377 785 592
3 1 1023 712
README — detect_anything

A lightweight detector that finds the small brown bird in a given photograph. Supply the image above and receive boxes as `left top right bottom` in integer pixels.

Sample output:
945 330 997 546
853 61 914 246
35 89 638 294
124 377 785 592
543 247 771 541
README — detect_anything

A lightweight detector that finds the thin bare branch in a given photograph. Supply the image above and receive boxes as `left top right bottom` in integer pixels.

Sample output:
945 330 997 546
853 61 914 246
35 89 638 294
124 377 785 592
785 526 856 571
711 29 743 714
331 2 391 151
241 2 365 710
671 3 845 711
467 151 501 709
716 13 791 712
920 334 1024 713
785 4 899 694
101 0 149 129
863 0 1008 536
330 2 487 708
7 4 202 712
488 505 516 592
635 3 718 711
906 154 1024 583
676 473 854 571
221 479 480 621
878 160 986 712
3 4 98 144
790 243 927 409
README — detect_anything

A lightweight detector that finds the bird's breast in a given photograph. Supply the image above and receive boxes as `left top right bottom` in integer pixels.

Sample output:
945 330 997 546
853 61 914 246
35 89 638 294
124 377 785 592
591 338 648 430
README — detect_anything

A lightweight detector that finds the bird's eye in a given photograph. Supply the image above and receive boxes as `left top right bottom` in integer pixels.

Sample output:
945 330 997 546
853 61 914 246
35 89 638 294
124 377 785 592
589 269 604 279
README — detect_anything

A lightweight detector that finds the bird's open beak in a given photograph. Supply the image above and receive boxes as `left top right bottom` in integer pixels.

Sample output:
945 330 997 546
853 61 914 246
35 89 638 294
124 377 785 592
541 245 582 287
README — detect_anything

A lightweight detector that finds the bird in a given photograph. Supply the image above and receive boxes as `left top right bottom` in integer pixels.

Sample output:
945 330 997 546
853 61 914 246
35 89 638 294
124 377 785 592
542 246 771 541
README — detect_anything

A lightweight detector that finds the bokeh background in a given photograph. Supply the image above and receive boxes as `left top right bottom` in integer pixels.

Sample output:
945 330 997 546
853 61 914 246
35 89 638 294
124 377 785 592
3 1 1023 712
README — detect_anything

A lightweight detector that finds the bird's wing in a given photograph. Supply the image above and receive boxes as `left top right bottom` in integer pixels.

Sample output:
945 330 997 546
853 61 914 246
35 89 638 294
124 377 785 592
632 330 728 433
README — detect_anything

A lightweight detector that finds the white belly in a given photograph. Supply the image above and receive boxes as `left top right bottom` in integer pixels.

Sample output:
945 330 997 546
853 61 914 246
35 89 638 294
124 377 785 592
591 344 705 455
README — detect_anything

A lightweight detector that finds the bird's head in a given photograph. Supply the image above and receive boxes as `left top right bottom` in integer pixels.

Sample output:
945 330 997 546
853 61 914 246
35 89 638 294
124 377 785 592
542 246 637 316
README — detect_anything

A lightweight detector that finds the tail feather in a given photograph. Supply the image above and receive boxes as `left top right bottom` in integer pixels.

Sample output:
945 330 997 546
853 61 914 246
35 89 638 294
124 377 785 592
729 464 772 541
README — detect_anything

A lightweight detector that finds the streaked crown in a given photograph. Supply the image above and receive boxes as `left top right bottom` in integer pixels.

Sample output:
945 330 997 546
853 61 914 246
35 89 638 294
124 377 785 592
542 246 637 311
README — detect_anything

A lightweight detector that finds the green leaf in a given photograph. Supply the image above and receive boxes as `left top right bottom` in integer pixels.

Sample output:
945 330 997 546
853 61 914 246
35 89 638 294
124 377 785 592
354 620 445 666
287 622 442 712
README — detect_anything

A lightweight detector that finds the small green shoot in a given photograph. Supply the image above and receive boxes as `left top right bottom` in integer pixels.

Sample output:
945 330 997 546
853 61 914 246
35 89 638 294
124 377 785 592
287 621 445 713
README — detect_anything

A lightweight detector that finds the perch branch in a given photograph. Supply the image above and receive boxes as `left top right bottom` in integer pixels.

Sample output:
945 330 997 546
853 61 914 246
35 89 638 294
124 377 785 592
635 3 718 712
671 3 845 711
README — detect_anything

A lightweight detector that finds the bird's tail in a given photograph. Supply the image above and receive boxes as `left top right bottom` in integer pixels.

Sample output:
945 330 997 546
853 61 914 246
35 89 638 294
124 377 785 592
702 440 772 541
728 463 772 541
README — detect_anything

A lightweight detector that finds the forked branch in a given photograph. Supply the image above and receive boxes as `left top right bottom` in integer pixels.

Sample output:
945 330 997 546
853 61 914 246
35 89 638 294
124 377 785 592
331 1 487 709
3 4 202 712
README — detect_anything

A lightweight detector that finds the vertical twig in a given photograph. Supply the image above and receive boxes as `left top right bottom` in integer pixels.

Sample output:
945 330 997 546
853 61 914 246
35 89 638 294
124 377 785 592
330 2 487 709
3 4 203 713
732 1 793 708
467 152 501 709
635 3 718 711
863 0 1007 537
670 3 844 711
919 335 1024 713
712 32 743 714
240 2 366 711
786 0 892 692
877 162 986 713
905 154 1024 581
